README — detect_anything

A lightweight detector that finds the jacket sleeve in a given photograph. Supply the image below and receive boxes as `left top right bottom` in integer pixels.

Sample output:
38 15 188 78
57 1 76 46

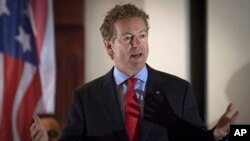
182 82 204 127
60 90 86 141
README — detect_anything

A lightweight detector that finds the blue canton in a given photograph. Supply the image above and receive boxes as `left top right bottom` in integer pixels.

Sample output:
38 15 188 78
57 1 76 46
0 0 38 66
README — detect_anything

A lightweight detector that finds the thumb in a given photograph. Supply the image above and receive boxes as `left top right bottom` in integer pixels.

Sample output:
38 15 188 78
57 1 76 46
33 115 41 124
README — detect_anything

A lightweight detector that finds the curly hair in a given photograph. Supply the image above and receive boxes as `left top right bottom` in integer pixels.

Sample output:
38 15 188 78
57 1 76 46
100 4 149 42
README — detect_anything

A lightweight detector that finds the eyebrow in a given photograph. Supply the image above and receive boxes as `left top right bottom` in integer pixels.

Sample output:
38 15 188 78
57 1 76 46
140 30 148 34
121 30 148 36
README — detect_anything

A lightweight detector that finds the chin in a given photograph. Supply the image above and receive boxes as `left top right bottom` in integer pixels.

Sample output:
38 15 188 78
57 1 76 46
131 63 144 71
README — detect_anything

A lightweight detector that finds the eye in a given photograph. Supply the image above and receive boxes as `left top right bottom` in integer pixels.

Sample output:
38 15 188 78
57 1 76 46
47 129 60 139
139 32 148 39
121 34 133 42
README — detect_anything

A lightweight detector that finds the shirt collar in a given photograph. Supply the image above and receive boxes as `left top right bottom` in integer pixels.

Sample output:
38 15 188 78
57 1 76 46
113 65 148 85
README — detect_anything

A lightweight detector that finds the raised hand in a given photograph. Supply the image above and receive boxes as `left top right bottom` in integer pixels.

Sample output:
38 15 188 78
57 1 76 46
143 91 179 128
213 103 239 140
30 116 48 141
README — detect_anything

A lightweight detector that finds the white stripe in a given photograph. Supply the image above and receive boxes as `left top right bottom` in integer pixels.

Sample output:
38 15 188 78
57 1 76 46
12 63 36 141
27 2 37 36
0 54 4 123
39 0 56 113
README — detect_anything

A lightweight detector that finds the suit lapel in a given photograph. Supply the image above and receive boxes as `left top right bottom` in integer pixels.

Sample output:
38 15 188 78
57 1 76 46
99 68 128 140
140 65 166 141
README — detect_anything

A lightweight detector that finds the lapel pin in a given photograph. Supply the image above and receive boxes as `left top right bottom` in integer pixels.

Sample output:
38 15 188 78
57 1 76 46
155 91 160 95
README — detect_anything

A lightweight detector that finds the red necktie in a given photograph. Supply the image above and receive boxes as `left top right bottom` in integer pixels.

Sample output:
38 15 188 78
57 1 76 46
125 78 140 141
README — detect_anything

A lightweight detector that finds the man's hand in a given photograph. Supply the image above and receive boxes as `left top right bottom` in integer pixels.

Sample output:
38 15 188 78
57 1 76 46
30 116 48 141
213 103 239 140
143 91 216 141
143 91 179 128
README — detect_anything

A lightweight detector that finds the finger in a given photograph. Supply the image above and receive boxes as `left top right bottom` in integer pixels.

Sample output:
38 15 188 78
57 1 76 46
145 102 160 110
31 117 40 130
144 107 157 120
223 103 233 117
144 110 157 118
31 126 40 141
143 115 155 122
230 111 240 124
30 122 40 133
31 131 39 141
33 130 42 141
33 115 40 123
30 122 36 131
144 104 158 113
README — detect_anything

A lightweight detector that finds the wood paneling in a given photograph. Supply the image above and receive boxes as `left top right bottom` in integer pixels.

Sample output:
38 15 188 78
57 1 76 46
54 0 84 129
54 0 83 26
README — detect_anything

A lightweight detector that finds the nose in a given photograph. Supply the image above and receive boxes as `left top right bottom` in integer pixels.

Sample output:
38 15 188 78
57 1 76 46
131 36 140 47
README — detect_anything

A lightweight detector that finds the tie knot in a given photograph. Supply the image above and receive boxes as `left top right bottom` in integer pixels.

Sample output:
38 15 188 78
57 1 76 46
127 77 137 89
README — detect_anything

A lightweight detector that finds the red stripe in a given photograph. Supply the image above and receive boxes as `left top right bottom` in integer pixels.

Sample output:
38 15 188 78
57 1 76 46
31 0 48 60
0 55 24 141
17 70 42 141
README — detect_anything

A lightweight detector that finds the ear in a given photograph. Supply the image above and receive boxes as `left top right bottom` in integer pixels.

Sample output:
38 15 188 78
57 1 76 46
104 40 114 56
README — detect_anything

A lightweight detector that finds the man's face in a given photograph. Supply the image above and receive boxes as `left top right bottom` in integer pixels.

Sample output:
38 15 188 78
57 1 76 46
40 117 61 141
105 17 149 76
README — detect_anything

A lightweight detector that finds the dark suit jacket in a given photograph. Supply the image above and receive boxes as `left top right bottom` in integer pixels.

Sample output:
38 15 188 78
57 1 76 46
60 65 210 141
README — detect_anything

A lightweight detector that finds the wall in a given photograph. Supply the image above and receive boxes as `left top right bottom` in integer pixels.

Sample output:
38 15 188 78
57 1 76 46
144 0 189 80
84 0 189 82
207 0 250 128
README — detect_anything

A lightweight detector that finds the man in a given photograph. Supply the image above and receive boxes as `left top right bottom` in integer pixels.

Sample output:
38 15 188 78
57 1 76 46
31 114 61 141
30 3 239 141
39 114 61 141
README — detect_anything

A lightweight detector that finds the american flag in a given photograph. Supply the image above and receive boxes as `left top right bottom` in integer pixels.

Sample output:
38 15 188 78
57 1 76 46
0 0 56 141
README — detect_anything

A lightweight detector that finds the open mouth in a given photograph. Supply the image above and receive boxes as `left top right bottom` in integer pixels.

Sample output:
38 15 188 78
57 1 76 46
131 53 142 58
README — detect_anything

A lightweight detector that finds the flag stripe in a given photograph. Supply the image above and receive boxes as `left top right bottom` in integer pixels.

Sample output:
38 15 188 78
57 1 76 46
39 0 56 113
1 55 25 141
31 0 48 60
0 54 3 125
12 63 37 141
17 68 42 141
